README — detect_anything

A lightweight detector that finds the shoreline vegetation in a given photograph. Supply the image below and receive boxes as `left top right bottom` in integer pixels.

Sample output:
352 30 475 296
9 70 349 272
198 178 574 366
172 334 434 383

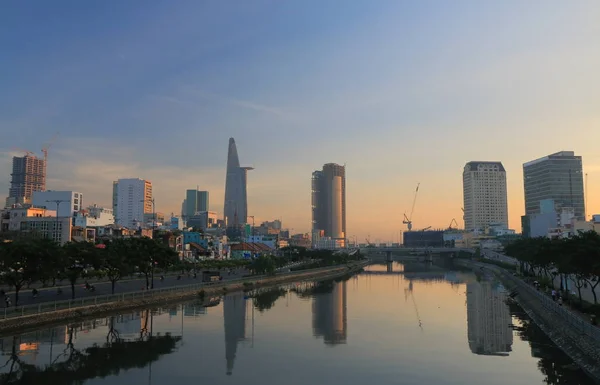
0 260 368 336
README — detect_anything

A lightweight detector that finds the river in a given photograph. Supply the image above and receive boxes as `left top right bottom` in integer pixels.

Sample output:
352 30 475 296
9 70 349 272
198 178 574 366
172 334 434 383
0 261 594 385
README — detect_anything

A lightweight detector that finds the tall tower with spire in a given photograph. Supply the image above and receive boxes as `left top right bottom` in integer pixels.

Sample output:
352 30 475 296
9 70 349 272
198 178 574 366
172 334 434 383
224 138 252 233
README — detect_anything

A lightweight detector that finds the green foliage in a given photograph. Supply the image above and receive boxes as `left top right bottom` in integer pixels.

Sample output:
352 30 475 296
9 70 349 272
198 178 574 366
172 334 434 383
0 236 179 301
504 231 600 305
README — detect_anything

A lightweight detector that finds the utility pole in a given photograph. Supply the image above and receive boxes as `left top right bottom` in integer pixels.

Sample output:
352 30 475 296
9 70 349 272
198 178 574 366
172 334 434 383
46 199 70 244
141 198 156 289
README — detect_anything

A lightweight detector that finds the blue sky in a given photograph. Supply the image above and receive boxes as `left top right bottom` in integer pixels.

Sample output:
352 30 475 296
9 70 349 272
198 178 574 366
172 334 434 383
1 1 599 241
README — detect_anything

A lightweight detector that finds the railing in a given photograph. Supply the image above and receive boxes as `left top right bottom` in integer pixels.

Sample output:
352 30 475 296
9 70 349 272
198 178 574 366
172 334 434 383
0 262 361 321
473 261 600 346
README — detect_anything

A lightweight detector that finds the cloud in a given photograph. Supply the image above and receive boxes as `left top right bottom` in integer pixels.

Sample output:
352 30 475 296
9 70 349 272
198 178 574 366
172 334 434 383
178 86 293 119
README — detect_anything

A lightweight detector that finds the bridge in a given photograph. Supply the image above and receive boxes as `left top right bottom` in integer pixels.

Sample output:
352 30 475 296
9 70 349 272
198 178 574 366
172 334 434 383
361 247 475 262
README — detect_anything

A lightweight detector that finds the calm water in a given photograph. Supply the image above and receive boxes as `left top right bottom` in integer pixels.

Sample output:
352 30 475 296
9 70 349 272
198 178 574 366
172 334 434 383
0 262 594 385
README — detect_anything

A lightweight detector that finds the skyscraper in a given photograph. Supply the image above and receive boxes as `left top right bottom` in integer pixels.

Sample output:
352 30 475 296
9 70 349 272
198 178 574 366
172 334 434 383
183 189 209 219
112 178 153 227
312 163 346 240
223 138 252 229
463 161 508 231
523 151 585 219
5 154 46 208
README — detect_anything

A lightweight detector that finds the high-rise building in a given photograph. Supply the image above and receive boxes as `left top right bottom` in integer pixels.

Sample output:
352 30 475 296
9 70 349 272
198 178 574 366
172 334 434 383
311 163 346 240
5 154 46 208
183 189 209 219
463 161 508 231
223 138 252 229
112 178 153 227
523 151 585 220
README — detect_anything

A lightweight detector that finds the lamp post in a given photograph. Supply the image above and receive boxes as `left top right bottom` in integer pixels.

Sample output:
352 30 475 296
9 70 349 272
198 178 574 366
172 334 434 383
141 198 156 289
46 199 70 244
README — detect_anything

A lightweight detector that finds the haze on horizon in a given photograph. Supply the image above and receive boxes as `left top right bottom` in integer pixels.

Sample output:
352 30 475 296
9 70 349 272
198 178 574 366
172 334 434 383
1 1 599 242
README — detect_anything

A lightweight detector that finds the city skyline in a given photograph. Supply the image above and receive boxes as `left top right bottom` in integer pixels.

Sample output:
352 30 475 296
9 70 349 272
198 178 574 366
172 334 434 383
1 2 600 241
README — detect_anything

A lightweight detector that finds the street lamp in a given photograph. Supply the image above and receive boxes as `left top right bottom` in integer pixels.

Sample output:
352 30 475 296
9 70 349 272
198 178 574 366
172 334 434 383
46 199 70 244
141 198 156 289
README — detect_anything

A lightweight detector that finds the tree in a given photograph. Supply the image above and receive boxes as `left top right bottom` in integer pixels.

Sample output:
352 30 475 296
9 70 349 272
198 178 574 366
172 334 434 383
35 238 62 287
62 242 99 299
101 240 132 294
128 237 178 289
0 240 41 306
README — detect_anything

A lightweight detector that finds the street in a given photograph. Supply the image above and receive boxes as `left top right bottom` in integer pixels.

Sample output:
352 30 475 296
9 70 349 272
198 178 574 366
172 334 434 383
2 268 249 308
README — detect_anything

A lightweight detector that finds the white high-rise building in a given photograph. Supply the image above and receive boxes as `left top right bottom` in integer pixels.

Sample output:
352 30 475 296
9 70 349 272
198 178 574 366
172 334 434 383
463 161 508 231
112 178 153 228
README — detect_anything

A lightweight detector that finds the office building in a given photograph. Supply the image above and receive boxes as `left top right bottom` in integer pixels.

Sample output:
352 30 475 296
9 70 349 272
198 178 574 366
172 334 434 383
523 151 585 220
223 138 252 229
5 154 46 208
112 178 153 227
183 189 209 219
32 190 82 219
311 163 346 241
463 161 508 231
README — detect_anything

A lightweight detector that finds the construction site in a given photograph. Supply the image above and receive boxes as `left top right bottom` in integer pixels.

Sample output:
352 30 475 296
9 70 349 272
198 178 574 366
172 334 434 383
5 133 58 208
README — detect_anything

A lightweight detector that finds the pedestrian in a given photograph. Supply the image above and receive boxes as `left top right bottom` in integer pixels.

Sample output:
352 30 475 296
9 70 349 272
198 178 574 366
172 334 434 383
551 289 557 301
558 296 563 306
5 296 10 308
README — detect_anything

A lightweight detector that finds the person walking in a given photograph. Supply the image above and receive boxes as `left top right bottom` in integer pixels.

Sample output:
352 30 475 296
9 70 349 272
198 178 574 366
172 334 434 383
551 289 557 301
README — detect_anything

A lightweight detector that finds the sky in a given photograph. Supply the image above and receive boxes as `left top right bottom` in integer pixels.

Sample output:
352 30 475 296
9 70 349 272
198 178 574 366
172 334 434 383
1 1 599 242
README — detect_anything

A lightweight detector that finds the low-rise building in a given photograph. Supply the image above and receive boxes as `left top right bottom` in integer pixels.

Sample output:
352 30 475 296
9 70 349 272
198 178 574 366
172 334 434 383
74 205 115 228
230 242 272 259
0 206 72 244
31 190 83 219
245 235 278 249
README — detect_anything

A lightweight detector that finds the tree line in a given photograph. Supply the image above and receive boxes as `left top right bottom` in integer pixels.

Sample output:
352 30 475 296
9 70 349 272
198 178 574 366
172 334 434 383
0 237 179 305
504 230 600 304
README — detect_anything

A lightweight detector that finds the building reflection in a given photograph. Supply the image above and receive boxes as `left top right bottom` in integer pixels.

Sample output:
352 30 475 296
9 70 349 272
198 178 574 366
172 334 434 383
312 281 347 345
223 292 247 375
466 282 513 356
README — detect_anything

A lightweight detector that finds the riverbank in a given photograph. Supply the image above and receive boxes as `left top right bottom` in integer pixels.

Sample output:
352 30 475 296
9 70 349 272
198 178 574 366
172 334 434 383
455 259 600 383
0 261 368 336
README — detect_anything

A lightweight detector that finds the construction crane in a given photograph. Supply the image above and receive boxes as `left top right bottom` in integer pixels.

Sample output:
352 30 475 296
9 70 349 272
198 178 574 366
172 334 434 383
448 218 458 230
420 226 432 231
402 183 420 231
41 132 59 164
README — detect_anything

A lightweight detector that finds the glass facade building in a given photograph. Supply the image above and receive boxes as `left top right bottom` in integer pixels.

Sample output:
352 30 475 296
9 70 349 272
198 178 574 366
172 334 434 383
523 151 585 219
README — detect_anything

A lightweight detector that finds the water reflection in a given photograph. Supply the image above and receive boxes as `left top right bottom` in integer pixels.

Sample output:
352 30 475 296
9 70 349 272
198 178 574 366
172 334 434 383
0 265 594 385
466 282 513 356
508 302 594 384
312 281 347 345
223 292 246 375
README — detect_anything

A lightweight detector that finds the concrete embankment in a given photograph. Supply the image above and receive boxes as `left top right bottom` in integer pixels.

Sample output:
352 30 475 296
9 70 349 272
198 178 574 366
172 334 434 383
0 262 368 336
455 259 600 382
